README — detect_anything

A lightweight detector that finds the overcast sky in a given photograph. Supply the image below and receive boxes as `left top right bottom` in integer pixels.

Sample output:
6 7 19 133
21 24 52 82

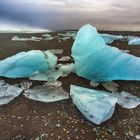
0 0 140 31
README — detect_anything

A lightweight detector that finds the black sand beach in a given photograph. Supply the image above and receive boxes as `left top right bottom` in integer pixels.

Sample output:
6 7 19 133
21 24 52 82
0 31 140 140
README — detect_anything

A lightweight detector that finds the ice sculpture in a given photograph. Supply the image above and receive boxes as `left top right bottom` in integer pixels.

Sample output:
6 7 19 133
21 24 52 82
0 50 57 78
0 80 23 105
12 36 42 41
70 85 117 125
72 24 140 82
24 85 69 103
100 34 123 44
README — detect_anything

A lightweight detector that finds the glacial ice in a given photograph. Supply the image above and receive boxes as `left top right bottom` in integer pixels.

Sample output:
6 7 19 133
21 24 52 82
42 34 54 40
112 91 140 109
102 81 119 92
58 56 71 62
48 49 63 55
100 34 123 44
0 50 57 78
58 63 76 76
0 80 23 105
29 70 63 81
24 85 69 103
72 24 140 82
12 36 42 41
70 85 117 125
128 38 140 46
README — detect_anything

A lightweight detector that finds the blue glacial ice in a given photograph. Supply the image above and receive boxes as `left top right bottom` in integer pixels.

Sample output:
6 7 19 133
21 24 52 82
100 33 123 44
70 85 140 124
0 80 23 105
70 85 117 125
128 37 140 46
72 24 140 82
0 50 57 78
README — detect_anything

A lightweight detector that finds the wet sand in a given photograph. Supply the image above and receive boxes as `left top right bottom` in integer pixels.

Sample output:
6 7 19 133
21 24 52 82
0 31 140 140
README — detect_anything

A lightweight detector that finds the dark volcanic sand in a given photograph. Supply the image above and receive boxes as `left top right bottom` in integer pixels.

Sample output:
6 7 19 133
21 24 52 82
0 31 140 140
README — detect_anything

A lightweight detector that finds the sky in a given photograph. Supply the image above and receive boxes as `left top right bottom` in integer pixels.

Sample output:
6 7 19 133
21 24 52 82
0 0 140 31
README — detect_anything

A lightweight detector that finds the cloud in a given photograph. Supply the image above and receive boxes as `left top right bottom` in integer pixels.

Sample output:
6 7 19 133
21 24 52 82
0 0 140 30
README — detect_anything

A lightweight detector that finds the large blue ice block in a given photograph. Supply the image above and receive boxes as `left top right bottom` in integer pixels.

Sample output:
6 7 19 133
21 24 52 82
0 50 57 78
71 24 140 82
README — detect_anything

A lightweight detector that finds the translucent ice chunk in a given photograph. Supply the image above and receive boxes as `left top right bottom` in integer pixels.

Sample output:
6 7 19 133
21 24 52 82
100 34 123 44
72 24 140 82
58 63 76 76
0 80 23 105
70 85 117 125
58 56 71 62
102 81 119 92
48 49 63 55
20 81 32 90
128 38 140 46
112 91 140 109
0 50 57 78
29 70 63 81
90 81 99 87
12 36 42 41
42 34 54 40
24 85 69 103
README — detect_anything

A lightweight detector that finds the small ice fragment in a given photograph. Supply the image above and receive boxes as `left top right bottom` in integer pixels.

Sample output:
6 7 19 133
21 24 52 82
12 36 42 41
100 34 123 44
43 81 62 88
58 56 71 62
29 70 63 81
128 38 140 46
20 81 32 90
136 134 140 140
102 82 119 92
121 50 130 53
70 85 117 125
90 81 99 87
24 85 69 103
48 49 63 55
0 80 23 105
62 36 71 41
112 91 140 109
58 63 76 76
0 50 57 78
42 34 54 40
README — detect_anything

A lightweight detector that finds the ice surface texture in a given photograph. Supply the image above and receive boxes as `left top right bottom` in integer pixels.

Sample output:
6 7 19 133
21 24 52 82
0 80 23 105
24 85 69 103
72 24 140 82
0 50 57 78
70 85 117 125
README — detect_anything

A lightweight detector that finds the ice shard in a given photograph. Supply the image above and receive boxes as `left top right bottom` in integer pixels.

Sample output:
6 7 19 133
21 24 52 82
128 38 140 46
24 85 69 103
72 24 140 82
29 70 63 81
0 80 23 105
100 34 123 44
112 91 140 109
0 50 57 78
70 85 117 125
